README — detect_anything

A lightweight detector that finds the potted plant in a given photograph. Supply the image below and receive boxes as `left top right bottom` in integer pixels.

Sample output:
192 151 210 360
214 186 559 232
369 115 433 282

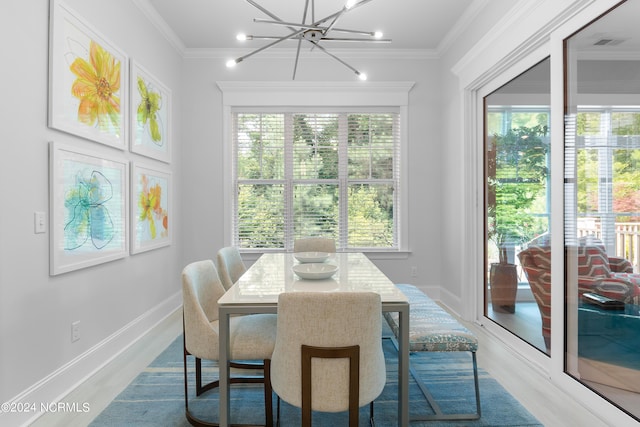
487 125 549 312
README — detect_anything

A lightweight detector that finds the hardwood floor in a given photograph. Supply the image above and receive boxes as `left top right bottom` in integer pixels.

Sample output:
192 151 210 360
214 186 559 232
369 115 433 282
487 302 548 353
31 306 624 427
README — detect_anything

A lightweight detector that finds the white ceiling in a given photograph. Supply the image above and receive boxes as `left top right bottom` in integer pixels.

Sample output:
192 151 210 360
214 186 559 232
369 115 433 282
145 0 476 52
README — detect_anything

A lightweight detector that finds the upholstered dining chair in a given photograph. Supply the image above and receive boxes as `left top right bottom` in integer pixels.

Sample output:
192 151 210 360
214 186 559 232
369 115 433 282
182 259 276 427
216 246 247 290
268 292 386 427
293 237 336 253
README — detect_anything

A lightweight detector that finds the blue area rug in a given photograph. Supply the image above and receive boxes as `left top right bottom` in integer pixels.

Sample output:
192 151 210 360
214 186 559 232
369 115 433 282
90 331 541 426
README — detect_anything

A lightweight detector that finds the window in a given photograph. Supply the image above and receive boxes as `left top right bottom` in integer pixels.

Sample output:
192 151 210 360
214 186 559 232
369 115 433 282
575 107 640 264
232 111 400 251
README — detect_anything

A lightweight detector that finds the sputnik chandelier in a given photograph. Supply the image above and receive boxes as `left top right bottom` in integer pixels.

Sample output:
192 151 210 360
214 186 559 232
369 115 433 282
226 0 391 80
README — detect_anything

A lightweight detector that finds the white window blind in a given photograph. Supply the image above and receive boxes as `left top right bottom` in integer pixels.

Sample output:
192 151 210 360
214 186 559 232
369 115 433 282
232 111 400 251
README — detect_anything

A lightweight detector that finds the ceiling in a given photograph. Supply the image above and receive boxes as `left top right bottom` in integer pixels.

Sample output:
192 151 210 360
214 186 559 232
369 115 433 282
145 0 476 52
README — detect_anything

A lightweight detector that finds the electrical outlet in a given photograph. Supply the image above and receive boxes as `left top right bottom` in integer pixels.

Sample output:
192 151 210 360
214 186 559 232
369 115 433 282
71 321 80 342
411 266 417 277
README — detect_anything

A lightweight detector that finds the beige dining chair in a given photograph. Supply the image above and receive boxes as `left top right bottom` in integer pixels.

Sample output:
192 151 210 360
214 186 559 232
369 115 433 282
216 246 246 290
182 259 276 427
293 237 336 253
268 292 386 427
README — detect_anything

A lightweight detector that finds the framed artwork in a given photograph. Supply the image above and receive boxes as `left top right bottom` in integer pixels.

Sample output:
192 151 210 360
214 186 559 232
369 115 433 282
48 0 128 149
131 163 172 254
130 62 171 163
50 142 129 275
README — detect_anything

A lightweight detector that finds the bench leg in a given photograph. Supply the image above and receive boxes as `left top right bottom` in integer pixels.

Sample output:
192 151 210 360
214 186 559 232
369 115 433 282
384 337 481 421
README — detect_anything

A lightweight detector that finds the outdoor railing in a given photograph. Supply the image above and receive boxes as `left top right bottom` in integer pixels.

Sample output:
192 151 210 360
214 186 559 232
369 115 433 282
577 221 640 273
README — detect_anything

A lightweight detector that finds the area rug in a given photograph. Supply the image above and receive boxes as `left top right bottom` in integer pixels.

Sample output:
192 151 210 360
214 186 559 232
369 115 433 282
90 332 541 427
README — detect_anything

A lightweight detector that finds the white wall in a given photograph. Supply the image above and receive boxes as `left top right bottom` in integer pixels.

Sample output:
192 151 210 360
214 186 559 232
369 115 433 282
180 52 446 291
436 0 519 314
0 1 182 424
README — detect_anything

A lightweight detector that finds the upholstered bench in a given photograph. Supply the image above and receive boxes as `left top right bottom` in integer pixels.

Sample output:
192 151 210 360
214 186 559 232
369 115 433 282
384 283 481 421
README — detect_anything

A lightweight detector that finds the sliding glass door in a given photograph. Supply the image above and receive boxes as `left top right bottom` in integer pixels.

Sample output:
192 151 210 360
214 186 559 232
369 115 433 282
484 58 551 354
564 0 640 420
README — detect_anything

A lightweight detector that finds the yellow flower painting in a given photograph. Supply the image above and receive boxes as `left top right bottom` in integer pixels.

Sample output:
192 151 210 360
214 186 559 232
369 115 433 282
69 40 121 133
50 1 127 148
139 174 167 240
137 77 163 144
131 62 171 162
133 166 171 254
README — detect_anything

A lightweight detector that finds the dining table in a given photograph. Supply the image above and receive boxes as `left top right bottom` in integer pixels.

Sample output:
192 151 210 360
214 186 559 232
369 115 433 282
217 252 410 426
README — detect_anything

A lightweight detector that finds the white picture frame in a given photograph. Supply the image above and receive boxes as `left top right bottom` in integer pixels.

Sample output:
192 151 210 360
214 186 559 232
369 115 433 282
49 141 129 275
130 61 171 163
48 0 128 149
130 162 172 254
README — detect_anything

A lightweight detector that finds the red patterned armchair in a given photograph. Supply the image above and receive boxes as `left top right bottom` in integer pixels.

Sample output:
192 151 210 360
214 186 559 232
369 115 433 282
518 234 640 348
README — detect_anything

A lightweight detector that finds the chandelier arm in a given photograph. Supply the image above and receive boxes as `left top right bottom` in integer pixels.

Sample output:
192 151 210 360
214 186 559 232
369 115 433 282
305 0 374 27
318 37 391 42
293 38 303 80
244 0 284 22
305 40 359 75
253 19 373 36
243 35 302 40
328 27 381 36
347 0 375 11
323 7 347 35
253 20 382 38
302 0 310 24
235 28 307 63
292 0 310 80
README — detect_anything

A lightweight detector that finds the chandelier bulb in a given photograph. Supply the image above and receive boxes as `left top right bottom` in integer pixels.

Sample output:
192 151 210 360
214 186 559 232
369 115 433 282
226 59 238 68
236 33 247 41
345 0 358 10
374 31 383 39
357 72 367 81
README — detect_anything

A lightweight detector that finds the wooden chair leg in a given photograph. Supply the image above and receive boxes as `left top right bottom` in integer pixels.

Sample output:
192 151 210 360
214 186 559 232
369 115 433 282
301 345 360 427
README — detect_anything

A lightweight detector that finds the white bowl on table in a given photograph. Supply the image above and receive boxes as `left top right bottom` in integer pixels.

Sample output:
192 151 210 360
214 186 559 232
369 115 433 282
292 263 338 280
293 251 330 263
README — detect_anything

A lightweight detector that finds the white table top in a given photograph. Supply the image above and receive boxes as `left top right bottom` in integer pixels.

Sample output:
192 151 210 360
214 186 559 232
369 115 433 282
218 252 408 305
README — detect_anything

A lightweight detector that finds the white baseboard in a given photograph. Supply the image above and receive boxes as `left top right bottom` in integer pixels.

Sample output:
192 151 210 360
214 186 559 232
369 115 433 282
2 291 181 427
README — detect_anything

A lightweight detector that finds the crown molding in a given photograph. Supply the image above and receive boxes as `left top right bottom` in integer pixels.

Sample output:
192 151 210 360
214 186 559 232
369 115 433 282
452 0 594 88
437 0 490 55
132 0 186 55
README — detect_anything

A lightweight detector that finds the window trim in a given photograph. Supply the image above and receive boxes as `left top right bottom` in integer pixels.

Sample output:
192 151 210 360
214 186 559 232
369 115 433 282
217 81 414 254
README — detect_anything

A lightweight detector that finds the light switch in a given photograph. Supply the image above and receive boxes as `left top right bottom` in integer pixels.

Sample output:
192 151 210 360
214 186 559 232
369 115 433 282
34 211 46 234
